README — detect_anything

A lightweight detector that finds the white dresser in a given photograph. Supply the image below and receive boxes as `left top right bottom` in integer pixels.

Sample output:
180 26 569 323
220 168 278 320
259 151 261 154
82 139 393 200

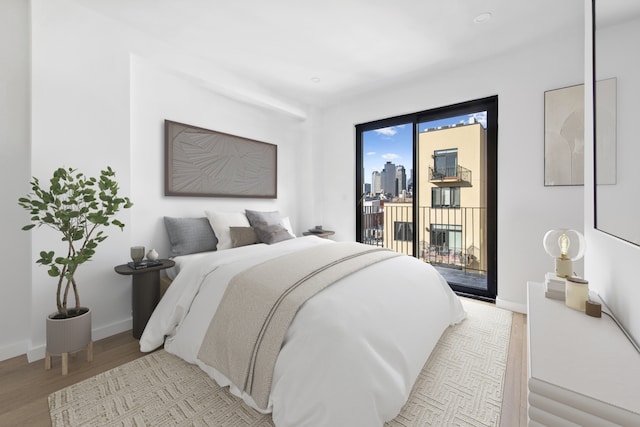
527 281 640 426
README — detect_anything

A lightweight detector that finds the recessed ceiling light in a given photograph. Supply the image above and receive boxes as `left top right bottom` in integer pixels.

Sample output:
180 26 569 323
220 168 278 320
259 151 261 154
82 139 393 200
310 77 321 83
473 12 492 24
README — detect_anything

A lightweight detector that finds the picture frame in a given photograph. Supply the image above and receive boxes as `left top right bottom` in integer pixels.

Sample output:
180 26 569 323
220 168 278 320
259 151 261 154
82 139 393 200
165 120 277 198
544 83 585 186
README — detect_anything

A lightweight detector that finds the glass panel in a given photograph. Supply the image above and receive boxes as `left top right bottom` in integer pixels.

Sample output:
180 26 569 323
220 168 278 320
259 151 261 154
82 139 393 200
359 122 414 255
452 187 460 207
434 154 447 177
444 188 452 206
418 112 488 292
431 187 439 206
394 222 413 241
362 124 413 199
434 149 458 177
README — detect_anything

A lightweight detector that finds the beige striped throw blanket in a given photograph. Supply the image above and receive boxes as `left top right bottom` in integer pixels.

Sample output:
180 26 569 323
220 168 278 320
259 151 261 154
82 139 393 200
197 242 401 410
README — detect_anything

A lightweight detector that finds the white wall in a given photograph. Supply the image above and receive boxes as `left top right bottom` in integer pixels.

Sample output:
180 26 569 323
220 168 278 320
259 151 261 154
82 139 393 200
314 21 586 312
0 0 32 361
129 56 314 256
584 1 640 343
28 0 135 360
16 0 314 362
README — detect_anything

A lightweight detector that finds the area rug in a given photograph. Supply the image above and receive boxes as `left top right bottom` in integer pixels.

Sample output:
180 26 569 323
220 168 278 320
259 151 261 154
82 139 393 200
49 299 512 426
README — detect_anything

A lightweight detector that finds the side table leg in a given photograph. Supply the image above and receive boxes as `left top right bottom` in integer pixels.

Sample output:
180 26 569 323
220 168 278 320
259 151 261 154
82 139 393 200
45 351 51 370
131 270 161 339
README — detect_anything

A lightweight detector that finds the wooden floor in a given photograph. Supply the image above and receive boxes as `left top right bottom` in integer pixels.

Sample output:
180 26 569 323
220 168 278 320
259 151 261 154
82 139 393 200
0 310 528 427
0 332 142 427
501 310 528 427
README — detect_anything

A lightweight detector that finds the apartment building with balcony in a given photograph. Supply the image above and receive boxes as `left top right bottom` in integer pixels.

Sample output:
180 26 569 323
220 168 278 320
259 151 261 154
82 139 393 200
383 121 487 274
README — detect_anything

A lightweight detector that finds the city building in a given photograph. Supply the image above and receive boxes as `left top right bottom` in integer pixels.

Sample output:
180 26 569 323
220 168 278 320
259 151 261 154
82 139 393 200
395 165 407 195
371 171 381 195
381 161 397 197
383 122 487 274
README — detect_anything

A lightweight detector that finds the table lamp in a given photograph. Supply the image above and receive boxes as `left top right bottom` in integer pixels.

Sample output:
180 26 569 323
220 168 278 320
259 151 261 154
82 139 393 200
543 229 585 278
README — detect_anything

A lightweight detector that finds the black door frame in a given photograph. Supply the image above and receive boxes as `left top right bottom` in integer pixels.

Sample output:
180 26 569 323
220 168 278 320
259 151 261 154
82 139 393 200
355 95 498 300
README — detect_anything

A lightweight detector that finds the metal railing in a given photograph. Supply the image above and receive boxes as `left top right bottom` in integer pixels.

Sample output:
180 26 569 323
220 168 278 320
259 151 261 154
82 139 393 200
428 164 472 184
360 205 486 274
361 205 384 247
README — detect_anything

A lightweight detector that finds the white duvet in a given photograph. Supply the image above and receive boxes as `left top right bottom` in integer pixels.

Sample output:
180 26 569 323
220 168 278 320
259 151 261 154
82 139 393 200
140 236 465 427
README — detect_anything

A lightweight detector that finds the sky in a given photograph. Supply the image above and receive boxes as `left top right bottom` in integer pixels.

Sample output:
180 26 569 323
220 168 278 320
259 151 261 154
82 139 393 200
363 112 487 186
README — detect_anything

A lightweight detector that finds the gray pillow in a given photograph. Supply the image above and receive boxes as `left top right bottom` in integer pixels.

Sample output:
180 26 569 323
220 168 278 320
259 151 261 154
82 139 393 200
245 209 282 227
254 223 294 245
164 217 218 257
229 226 258 248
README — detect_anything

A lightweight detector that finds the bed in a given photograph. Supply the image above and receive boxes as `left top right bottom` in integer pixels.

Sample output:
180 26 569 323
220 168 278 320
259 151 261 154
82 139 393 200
140 211 466 427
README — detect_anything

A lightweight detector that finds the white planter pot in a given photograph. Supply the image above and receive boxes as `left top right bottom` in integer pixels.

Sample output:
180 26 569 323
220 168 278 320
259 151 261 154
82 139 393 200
46 307 92 356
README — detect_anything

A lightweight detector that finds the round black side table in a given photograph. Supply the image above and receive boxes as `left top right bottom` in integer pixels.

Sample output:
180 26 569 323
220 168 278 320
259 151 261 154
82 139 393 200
114 259 175 339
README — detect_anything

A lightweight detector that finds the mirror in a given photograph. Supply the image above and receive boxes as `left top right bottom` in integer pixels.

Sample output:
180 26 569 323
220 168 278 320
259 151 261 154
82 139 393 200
594 0 640 246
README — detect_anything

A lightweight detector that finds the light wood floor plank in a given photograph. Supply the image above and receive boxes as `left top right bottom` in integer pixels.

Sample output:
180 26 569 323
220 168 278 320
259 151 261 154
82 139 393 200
501 311 527 427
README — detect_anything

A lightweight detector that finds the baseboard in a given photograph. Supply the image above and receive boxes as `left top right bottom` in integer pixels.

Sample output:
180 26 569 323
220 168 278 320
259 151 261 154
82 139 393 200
93 316 133 342
496 297 527 314
0 340 28 362
27 316 132 363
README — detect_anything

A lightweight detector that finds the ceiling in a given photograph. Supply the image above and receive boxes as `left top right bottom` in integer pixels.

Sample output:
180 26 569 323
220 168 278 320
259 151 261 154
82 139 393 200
75 0 637 110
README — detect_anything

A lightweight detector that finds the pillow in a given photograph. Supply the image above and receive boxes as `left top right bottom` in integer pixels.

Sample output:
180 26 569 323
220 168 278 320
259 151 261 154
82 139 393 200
205 210 250 250
164 217 218 257
229 226 259 248
246 210 296 238
281 216 295 237
245 209 282 227
254 222 295 244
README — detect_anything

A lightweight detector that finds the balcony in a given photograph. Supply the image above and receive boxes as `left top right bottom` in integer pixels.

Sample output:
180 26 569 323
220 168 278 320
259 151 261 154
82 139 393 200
359 204 487 289
429 164 472 185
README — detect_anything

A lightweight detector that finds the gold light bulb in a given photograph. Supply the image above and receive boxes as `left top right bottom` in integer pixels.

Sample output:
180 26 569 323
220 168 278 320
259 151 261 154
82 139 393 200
558 233 570 259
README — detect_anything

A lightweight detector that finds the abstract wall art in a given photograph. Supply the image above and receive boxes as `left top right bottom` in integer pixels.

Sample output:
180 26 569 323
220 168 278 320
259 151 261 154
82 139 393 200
165 120 277 198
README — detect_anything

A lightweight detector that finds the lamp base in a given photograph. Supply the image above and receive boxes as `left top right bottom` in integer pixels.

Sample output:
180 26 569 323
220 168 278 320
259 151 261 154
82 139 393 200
555 258 573 278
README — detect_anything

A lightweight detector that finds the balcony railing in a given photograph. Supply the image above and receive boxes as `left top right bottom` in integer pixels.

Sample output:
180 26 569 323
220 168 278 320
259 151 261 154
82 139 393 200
360 204 486 275
428 164 472 185
360 205 384 247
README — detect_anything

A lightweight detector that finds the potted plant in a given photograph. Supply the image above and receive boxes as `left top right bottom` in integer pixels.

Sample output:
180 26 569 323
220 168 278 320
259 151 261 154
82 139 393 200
18 166 132 373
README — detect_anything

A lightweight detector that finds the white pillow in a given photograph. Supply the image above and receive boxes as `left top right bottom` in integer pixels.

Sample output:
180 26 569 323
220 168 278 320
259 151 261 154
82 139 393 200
281 216 295 237
204 210 250 250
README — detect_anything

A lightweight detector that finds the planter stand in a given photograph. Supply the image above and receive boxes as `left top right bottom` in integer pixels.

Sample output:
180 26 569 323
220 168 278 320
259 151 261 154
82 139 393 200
45 308 93 375
45 341 93 375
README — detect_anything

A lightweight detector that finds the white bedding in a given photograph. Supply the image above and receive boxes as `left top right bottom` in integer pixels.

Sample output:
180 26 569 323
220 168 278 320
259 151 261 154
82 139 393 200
140 236 466 427
164 251 211 280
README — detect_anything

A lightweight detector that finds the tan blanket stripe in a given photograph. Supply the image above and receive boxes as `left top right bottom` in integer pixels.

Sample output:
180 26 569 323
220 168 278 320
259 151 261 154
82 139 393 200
197 242 401 410
244 247 395 393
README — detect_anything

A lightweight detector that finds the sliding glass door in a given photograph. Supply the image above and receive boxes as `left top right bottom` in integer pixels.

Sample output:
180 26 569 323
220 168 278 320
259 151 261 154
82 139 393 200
356 96 497 300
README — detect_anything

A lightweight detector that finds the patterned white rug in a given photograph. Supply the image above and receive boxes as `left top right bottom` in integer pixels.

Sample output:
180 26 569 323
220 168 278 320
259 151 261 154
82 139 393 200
49 299 511 426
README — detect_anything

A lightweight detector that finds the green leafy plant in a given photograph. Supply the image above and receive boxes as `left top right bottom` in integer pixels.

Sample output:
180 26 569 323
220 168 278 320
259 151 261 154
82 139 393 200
18 167 132 318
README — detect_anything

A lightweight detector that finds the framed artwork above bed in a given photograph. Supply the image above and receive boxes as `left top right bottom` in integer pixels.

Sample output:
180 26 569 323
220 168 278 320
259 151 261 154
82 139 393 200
165 120 277 198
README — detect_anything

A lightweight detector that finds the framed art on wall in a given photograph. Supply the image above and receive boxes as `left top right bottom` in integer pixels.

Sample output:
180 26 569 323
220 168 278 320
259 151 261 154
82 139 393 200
544 83 585 186
165 120 277 198
544 80 616 186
